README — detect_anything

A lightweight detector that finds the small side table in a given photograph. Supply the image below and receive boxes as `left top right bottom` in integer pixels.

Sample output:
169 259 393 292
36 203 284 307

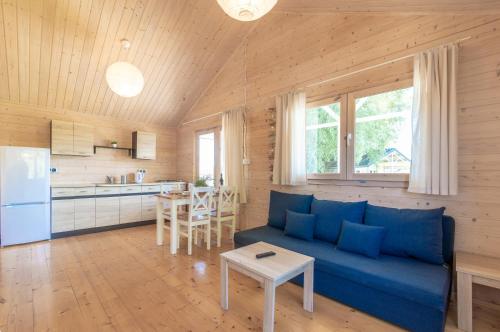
456 251 500 332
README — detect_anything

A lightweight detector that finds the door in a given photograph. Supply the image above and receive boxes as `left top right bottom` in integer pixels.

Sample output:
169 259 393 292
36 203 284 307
1 203 50 246
73 123 93 156
119 196 142 224
51 120 74 155
95 197 120 227
51 200 75 233
74 198 95 230
0 147 50 205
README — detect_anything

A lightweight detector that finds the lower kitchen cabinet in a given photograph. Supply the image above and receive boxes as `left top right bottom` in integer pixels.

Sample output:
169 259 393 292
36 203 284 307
95 197 120 227
74 198 96 230
119 196 142 224
52 200 75 233
141 194 157 220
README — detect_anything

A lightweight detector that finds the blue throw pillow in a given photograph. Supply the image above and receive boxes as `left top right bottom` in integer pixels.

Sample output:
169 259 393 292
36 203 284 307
267 191 313 229
310 198 367 243
284 210 316 241
337 220 385 258
364 204 446 264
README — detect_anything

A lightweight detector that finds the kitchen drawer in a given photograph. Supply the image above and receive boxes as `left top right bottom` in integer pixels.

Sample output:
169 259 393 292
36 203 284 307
73 187 95 196
141 184 161 193
119 196 142 224
52 200 75 233
52 187 76 197
95 187 121 195
161 183 182 193
120 185 142 194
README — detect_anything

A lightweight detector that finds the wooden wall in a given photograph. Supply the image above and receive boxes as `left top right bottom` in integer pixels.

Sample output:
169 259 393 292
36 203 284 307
0 102 177 184
178 13 500 308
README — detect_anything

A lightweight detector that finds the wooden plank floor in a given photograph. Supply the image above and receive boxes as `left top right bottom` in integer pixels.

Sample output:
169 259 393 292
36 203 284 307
1 225 499 331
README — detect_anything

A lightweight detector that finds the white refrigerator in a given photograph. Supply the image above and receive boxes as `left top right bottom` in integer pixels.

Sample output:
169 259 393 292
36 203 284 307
0 146 51 246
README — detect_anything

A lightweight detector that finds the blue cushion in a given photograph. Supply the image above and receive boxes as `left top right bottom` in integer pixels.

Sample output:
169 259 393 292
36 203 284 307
337 221 385 258
234 226 450 311
364 204 446 265
310 198 367 243
284 210 315 241
267 191 313 229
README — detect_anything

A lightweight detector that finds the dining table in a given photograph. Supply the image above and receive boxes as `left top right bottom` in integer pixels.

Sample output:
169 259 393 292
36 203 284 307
156 191 219 255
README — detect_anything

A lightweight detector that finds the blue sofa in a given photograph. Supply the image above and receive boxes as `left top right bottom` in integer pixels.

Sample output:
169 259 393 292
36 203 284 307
234 191 454 332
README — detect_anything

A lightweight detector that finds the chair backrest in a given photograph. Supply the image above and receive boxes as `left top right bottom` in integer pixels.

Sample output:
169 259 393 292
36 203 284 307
216 186 237 217
188 184 214 220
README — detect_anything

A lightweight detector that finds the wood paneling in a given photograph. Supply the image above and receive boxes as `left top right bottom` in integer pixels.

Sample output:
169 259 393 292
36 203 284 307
177 13 500 311
0 101 177 184
0 0 253 126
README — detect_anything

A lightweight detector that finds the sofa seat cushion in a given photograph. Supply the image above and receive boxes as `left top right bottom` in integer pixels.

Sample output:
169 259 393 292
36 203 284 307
234 226 450 311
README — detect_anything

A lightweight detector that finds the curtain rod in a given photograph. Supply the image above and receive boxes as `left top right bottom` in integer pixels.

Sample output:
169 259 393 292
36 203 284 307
180 35 471 127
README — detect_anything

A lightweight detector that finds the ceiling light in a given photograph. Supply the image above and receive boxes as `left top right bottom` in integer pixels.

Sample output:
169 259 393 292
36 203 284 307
106 39 144 98
217 0 278 22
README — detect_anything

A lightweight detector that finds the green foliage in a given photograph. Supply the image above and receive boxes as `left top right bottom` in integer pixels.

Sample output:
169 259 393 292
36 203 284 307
194 176 210 187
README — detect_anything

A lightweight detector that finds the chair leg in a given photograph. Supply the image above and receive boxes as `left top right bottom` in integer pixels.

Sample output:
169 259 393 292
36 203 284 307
231 217 236 241
206 223 211 250
194 226 198 246
217 220 222 247
188 226 193 255
177 224 181 249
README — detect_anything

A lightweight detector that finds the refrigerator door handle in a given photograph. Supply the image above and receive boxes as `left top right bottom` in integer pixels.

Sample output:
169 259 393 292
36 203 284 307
3 202 48 207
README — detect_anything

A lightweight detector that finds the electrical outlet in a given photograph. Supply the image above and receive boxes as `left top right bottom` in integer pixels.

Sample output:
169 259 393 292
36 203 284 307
243 159 251 165
50 167 58 174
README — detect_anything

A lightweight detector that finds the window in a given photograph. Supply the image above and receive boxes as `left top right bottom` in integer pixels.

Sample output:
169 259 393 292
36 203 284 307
196 128 223 187
306 81 413 182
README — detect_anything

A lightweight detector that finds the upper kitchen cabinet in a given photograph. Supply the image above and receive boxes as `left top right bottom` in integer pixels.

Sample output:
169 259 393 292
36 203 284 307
51 120 93 156
132 131 156 160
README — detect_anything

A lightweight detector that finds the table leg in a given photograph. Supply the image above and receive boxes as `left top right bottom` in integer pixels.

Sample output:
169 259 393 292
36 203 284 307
263 279 275 332
303 262 314 312
220 257 229 310
170 202 178 255
156 199 163 246
457 272 473 332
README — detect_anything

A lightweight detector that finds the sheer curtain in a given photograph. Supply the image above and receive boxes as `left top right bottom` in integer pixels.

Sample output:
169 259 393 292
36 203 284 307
273 91 307 186
222 108 247 203
409 44 458 195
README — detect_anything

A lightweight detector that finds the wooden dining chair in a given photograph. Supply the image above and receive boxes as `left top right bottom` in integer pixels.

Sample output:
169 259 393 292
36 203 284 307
210 186 237 247
177 185 214 255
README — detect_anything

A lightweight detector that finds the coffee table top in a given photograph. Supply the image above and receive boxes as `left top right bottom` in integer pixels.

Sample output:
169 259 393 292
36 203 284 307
220 242 314 283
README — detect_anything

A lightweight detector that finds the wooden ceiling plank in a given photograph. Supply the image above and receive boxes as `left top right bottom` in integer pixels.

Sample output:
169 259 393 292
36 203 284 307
0 0 10 100
37 0 56 106
63 0 104 110
28 0 43 105
55 0 83 108
89 0 140 116
99 0 148 117
74 0 116 112
46 0 70 107
82 0 130 115
17 0 30 104
105 0 160 119
2 0 20 102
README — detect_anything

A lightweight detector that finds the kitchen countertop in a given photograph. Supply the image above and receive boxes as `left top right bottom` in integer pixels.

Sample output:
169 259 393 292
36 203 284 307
51 181 185 188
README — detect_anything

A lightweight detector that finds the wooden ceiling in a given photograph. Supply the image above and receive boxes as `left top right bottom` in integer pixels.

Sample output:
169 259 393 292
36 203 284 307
1 1 498 127
0 0 252 126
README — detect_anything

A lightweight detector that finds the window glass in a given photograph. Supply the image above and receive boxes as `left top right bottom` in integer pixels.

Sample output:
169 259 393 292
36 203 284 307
306 102 341 174
353 87 413 174
197 132 215 186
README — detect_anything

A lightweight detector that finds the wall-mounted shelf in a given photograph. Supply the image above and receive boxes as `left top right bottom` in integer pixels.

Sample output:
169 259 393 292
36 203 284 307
93 145 133 156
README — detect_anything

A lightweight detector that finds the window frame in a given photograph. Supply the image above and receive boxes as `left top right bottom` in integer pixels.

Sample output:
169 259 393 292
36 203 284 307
305 79 413 184
347 80 413 182
195 127 221 186
305 95 347 181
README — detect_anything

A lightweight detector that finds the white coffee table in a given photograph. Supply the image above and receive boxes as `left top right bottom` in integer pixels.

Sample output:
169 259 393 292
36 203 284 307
220 241 315 332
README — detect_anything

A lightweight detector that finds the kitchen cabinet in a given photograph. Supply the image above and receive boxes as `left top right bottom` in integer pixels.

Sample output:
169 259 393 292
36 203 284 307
51 120 93 156
95 197 120 227
120 196 142 224
52 200 75 233
74 198 96 230
141 194 157 220
132 131 156 160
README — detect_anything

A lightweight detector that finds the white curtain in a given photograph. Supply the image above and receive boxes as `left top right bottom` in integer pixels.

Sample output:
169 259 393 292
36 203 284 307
409 44 458 195
222 108 247 203
273 91 307 186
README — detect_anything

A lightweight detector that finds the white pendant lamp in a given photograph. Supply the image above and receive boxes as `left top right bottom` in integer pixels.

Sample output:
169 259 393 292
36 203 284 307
217 0 278 21
106 39 144 98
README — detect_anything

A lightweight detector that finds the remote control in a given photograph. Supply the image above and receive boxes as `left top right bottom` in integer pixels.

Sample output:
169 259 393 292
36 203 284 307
256 251 276 259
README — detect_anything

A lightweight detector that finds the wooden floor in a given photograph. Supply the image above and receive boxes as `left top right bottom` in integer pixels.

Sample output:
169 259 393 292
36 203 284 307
1 225 499 332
